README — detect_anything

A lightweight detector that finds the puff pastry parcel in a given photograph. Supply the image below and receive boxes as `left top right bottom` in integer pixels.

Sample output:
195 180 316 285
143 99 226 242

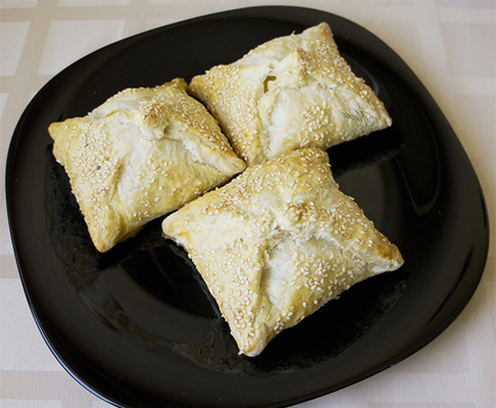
190 23 392 165
49 78 245 252
162 148 403 356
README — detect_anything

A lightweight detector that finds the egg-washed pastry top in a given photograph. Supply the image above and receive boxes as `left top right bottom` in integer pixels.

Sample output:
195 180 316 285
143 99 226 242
162 148 403 356
189 22 392 166
48 78 245 252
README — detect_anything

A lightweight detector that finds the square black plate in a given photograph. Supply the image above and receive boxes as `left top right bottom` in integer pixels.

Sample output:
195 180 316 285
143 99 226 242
5 6 489 408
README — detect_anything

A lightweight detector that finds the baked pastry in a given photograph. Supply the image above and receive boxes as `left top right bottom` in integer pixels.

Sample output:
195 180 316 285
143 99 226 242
49 78 245 252
162 148 403 356
189 22 392 165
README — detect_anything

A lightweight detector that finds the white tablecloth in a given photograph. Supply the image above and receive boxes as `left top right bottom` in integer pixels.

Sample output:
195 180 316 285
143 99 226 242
1 1 494 407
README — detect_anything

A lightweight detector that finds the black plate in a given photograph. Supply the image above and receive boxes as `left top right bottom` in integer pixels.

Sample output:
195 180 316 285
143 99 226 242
6 6 489 408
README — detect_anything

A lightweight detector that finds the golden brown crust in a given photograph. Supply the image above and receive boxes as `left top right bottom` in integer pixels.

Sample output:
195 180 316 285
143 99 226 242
162 148 403 356
49 78 245 252
189 23 392 166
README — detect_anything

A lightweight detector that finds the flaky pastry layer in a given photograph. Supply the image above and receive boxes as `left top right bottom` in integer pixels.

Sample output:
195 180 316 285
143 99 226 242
163 148 403 356
49 78 245 252
190 23 392 165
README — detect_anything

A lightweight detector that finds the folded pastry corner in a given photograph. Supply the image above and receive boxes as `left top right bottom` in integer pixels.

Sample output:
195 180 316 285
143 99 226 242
49 78 245 252
162 148 403 356
189 23 392 166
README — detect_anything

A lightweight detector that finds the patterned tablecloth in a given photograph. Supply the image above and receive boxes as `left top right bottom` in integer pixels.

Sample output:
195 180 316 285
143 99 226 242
1 1 494 407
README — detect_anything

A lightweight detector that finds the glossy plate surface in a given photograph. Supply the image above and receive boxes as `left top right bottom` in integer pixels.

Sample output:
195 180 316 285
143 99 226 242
6 6 489 408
